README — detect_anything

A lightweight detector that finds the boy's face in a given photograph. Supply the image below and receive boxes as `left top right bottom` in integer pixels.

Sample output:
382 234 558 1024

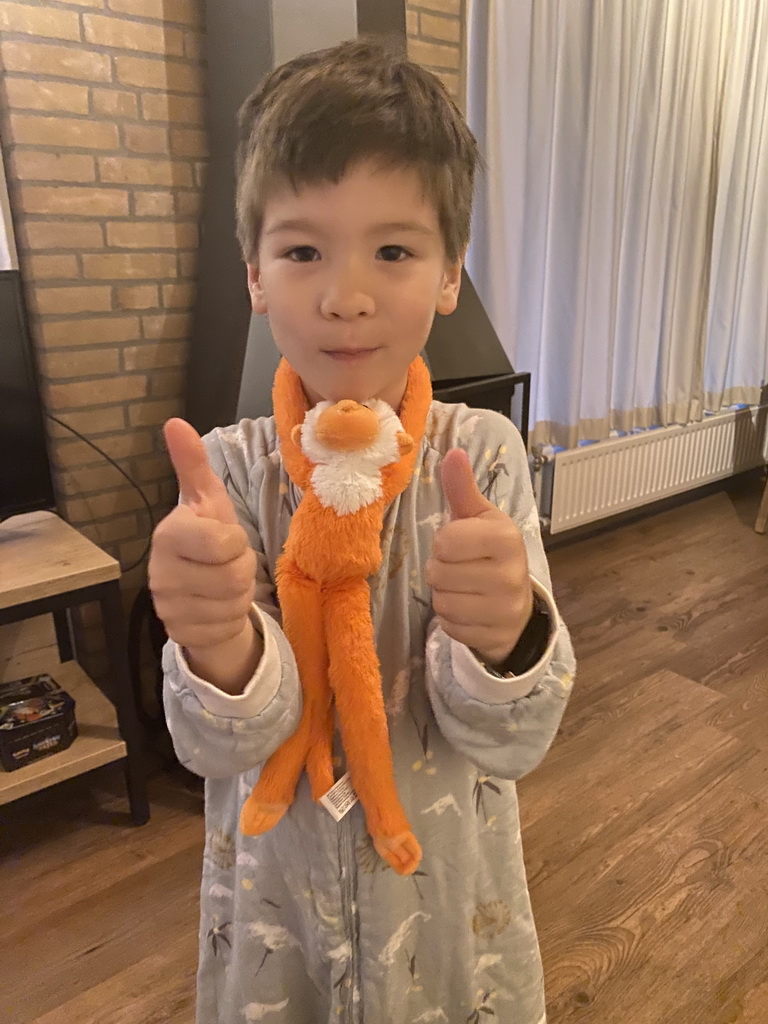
247 159 462 410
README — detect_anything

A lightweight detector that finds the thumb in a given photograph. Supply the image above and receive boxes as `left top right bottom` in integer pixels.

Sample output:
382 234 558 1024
440 448 498 521
163 418 239 526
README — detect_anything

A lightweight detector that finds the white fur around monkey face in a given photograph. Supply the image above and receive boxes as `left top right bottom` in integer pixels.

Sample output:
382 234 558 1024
300 400 408 515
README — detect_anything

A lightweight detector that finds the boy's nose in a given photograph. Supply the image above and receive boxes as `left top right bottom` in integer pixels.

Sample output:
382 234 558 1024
319 276 375 321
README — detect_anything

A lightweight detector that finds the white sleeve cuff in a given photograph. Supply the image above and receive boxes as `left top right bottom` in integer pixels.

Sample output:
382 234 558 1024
449 577 560 703
172 603 283 719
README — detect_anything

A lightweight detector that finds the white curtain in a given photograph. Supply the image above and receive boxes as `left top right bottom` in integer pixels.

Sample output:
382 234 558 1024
467 0 768 450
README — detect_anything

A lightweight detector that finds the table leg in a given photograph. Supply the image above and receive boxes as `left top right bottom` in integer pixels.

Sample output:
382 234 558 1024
100 580 150 824
53 608 74 662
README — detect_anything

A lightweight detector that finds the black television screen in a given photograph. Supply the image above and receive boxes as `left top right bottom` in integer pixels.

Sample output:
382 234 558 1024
0 269 56 520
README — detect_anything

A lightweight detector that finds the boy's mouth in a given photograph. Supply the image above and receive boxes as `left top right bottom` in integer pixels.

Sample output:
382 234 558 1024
323 347 380 363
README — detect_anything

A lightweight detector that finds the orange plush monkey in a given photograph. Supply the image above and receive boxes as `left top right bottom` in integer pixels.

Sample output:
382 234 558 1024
240 356 433 875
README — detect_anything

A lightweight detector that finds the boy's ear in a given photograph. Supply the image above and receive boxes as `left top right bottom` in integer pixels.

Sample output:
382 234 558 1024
247 263 268 314
436 258 463 316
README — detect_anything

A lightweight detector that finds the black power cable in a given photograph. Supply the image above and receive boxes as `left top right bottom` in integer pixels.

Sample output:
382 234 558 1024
46 412 158 573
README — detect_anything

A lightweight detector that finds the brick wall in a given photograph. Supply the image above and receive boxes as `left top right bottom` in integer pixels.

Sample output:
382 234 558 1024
406 0 465 109
0 0 206 677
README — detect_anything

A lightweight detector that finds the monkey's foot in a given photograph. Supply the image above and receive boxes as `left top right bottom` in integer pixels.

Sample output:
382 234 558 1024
240 797 288 836
373 831 422 876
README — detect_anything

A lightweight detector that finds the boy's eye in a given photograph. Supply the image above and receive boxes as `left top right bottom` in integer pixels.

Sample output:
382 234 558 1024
285 246 320 262
377 245 411 262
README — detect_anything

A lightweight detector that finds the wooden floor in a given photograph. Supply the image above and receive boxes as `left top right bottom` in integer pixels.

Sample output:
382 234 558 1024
0 769 204 1024
1 474 766 1024
528 474 768 1024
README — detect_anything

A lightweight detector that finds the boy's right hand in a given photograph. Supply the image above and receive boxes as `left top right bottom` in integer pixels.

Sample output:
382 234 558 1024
149 418 257 653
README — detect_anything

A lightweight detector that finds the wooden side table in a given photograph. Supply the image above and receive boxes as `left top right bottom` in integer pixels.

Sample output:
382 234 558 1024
0 511 149 823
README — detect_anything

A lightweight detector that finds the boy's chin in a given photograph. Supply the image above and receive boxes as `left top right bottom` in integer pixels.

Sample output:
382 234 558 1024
295 364 410 410
321 381 407 410
306 375 382 407
327 383 376 404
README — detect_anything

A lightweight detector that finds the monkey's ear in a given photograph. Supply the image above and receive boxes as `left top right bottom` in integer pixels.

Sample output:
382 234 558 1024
397 431 414 456
291 424 302 446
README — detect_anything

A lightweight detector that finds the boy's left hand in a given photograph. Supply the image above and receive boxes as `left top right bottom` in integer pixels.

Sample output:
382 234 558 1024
425 448 534 669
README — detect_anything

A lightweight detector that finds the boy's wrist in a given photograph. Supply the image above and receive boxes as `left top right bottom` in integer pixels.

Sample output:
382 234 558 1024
185 615 264 695
478 592 552 678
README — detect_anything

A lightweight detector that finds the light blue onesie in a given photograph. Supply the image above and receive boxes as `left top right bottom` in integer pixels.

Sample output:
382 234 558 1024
163 401 576 1024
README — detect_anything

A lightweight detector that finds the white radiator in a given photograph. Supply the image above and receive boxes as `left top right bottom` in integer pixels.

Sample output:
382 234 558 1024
548 406 768 534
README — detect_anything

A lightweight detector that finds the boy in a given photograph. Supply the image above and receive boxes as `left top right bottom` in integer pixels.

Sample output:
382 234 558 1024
150 38 575 1024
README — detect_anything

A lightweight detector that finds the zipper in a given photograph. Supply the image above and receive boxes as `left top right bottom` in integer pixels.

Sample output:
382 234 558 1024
338 810 362 1023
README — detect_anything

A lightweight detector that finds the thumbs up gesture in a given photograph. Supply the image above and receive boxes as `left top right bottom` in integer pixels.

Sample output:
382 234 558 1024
148 419 257 659
425 449 534 668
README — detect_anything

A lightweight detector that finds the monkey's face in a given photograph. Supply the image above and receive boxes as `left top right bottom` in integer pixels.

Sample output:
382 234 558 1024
297 399 410 513
314 401 380 453
297 399 408 468
246 159 462 412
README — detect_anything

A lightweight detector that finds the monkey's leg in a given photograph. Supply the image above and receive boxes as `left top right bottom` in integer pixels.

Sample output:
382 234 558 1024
240 564 331 835
306 700 335 801
324 578 422 876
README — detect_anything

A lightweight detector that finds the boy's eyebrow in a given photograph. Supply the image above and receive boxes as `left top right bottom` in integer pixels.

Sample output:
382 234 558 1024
265 218 436 237
372 221 436 236
264 218 318 236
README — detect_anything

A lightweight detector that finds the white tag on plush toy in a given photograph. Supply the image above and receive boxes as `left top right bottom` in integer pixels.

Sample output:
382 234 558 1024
320 772 359 821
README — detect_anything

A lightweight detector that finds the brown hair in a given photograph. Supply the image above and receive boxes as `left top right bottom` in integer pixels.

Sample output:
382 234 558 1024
235 37 479 265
